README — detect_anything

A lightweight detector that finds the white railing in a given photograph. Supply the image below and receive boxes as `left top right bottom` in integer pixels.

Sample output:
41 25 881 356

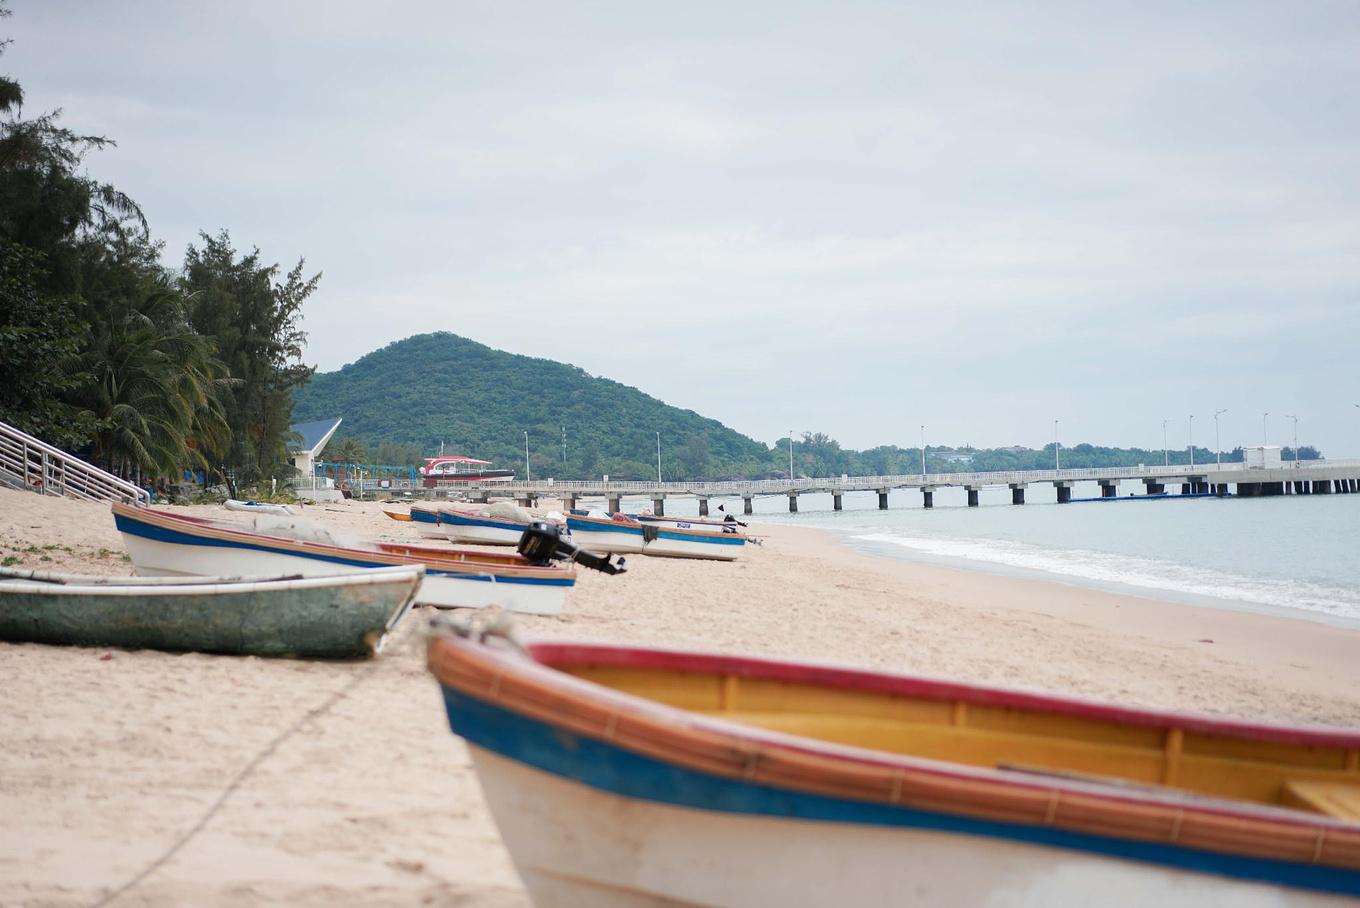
455 458 1360 498
0 420 150 505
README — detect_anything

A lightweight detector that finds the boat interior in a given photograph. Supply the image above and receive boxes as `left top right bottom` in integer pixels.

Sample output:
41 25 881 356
559 660 1360 821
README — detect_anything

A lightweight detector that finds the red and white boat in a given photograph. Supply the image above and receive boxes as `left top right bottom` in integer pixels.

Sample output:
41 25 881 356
419 455 514 488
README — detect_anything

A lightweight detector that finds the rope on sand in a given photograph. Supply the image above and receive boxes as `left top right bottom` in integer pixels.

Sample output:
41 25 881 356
90 656 387 907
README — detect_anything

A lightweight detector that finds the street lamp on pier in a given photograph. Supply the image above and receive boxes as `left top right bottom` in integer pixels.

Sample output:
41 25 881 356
1188 415 1195 468
656 431 662 483
561 426 567 471
1263 412 1269 448
1054 419 1060 471
1285 414 1299 465
524 431 530 481
1162 418 1168 467
920 425 926 479
1214 408 1228 467
788 429 795 480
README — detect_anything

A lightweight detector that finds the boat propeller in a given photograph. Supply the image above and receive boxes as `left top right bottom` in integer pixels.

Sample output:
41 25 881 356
517 521 627 575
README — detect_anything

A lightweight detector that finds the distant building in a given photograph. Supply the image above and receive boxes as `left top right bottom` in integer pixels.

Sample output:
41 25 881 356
932 448 974 464
998 445 1031 454
289 417 343 479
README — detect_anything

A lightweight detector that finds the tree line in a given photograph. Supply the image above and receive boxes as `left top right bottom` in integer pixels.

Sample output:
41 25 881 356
0 5 316 497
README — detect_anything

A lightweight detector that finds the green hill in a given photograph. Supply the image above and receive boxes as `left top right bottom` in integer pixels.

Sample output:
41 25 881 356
292 332 775 480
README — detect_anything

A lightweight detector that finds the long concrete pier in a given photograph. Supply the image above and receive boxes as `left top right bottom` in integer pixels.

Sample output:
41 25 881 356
443 460 1360 514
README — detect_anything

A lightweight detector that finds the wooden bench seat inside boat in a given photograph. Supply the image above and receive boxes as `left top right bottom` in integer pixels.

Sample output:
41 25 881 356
566 665 1360 815
1281 780 1360 820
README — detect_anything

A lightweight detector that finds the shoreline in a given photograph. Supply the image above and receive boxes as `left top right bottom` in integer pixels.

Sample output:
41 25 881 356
3 490 1359 905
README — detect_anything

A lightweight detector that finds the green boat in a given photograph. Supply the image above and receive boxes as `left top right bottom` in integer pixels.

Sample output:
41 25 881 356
0 565 422 658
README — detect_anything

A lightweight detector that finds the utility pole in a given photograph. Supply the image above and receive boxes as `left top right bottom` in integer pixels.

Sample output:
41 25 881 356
1214 408 1228 467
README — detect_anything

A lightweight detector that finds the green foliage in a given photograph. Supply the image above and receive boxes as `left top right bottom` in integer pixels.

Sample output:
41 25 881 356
293 333 773 480
183 230 318 484
0 241 99 447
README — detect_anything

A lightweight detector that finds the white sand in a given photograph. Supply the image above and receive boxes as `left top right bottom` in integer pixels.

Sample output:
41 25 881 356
2 489 1358 906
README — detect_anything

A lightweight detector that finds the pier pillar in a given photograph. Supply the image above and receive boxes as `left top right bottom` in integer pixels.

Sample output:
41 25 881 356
652 498 665 516
833 493 843 510
1010 484 1026 505
698 498 709 517
788 492 798 513
563 495 577 512
1336 480 1346 494
1352 479 1358 493
1143 481 1164 495
1313 481 1328 494
608 495 621 513
966 487 980 507
1216 484 1228 496
471 493 488 504
1181 483 1191 495
517 496 533 508
743 496 753 515
922 488 934 509
877 490 889 510
1054 481 1072 503
1099 482 1116 499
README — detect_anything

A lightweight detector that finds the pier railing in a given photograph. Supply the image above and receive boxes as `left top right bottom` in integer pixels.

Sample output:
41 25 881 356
448 458 1360 499
0 419 150 505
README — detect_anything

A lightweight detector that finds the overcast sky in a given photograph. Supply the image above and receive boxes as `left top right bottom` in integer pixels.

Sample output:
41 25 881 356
10 2 1360 455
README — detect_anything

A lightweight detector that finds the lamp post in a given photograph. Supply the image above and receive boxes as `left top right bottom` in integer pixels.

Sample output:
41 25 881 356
788 429 795 480
656 431 662 483
1054 419 1060 471
1214 408 1228 467
1285 414 1298 465
1263 411 1269 447
1162 418 1168 467
523 431 530 481
561 426 566 471
1188 415 1195 468
920 425 926 479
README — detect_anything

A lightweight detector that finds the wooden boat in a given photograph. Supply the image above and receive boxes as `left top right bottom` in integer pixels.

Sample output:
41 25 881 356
382 509 413 521
407 502 451 539
440 503 568 547
0 565 421 658
223 499 295 515
566 512 746 561
429 630 1360 906
111 503 576 615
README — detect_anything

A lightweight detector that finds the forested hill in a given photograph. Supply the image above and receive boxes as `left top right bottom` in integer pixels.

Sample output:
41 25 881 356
292 333 774 479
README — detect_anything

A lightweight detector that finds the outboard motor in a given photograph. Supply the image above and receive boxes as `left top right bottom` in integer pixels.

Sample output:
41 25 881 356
518 520 627 575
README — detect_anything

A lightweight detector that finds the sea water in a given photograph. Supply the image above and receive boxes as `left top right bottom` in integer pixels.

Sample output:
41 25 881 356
644 483 1360 629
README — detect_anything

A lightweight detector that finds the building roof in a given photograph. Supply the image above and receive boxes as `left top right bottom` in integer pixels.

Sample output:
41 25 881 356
289 418 343 456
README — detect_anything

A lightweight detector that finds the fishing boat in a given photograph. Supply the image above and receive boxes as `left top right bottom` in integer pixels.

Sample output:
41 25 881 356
440 502 568 547
223 499 295 515
0 565 421 658
419 455 514 488
429 627 1360 906
407 502 451 539
566 511 746 560
111 503 577 615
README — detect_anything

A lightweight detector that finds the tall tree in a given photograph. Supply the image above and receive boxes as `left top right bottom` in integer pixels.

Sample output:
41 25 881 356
183 230 318 484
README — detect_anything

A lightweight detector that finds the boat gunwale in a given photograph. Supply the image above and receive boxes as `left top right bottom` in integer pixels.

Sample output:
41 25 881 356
0 564 424 597
428 634 1360 872
566 513 746 544
112 504 576 582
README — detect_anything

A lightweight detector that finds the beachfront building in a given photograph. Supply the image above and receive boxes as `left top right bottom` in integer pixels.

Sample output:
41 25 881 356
289 417 343 500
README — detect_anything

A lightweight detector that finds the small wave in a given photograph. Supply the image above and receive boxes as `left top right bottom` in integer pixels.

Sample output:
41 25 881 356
850 530 1360 623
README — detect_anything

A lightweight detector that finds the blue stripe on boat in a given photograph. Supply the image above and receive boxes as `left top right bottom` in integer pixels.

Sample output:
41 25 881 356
114 513 574 587
438 685 1360 897
443 514 524 531
410 508 441 524
566 518 643 536
566 519 741 545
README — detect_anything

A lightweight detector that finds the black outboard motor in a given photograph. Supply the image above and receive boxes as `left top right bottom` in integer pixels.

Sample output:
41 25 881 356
518 521 627 575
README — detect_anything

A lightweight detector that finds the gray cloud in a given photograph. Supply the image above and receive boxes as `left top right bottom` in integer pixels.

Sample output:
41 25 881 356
10 0 1359 455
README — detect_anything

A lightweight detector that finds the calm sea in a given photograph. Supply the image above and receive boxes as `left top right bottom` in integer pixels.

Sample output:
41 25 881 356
636 484 1360 629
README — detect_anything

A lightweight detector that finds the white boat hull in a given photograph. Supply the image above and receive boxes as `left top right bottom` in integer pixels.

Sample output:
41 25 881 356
643 533 742 561
470 746 1346 908
120 532 566 615
440 522 524 546
566 527 646 555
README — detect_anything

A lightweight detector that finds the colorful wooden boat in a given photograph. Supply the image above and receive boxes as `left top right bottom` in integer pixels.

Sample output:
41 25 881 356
382 509 413 521
0 565 421 658
111 503 576 615
439 503 568 547
566 512 746 561
407 502 451 539
430 630 1360 906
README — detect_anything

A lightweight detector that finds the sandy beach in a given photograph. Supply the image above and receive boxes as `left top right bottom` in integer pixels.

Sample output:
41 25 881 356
2 488 1359 907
